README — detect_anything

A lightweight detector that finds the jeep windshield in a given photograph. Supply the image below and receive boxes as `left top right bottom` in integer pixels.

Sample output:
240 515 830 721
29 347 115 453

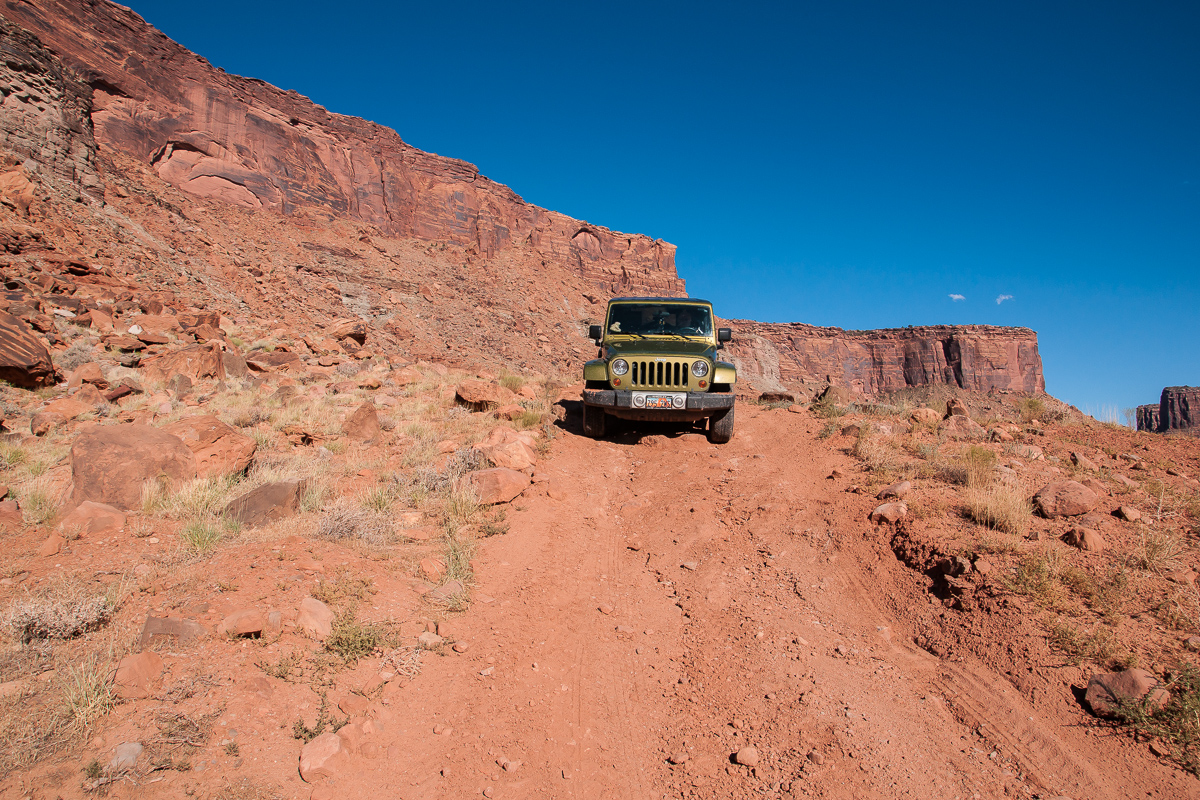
605 303 712 338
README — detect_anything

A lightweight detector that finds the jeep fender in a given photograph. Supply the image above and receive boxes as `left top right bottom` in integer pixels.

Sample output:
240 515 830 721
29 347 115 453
713 361 737 386
583 359 608 382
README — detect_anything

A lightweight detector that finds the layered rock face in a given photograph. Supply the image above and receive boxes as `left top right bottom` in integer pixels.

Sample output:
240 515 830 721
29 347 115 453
1158 387 1199 434
1 0 682 296
726 321 1045 396
0 14 102 199
1137 404 1161 433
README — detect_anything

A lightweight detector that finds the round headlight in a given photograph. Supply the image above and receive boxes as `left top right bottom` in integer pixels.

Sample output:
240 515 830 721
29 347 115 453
632 393 645 408
691 360 709 378
611 359 629 376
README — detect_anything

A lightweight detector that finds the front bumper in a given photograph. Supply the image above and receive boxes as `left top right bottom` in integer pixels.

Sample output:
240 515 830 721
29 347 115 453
582 389 733 421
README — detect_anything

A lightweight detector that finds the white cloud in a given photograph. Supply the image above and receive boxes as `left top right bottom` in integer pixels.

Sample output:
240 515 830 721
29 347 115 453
996 294 1014 305
948 293 965 302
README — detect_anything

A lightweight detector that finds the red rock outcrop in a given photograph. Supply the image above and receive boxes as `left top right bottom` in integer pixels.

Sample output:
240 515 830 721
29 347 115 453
1137 403 1161 433
1158 386 1199 434
2 0 682 297
0 14 102 200
725 321 1044 396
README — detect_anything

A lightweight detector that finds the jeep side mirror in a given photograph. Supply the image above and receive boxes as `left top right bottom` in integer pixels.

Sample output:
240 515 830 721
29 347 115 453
588 324 602 342
717 328 732 343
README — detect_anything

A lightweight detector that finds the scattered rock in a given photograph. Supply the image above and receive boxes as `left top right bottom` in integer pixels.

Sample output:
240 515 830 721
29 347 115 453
69 424 197 510
222 481 305 528
1079 478 1108 497
467 468 530 504
455 380 501 410
343 402 380 441
944 397 969 418
910 407 940 424
219 609 264 637
138 615 206 649
113 650 164 698
1064 527 1105 553
0 310 57 388
735 746 759 767
1071 452 1098 471
942 415 986 439
1033 481 1099 518
418 631 444 648
36 534 64 556
869 502 908 525
108 741 143 773
1085 669 1170 718
299 732 351 783
161 415 256 477
58 501 125 536
1114 505 1142 523
298 597 335 640
473 426 537 471
668 752 689 765
876 480 912 500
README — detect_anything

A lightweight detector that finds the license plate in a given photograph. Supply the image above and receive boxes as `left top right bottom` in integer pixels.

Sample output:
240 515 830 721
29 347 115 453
636 392 684 409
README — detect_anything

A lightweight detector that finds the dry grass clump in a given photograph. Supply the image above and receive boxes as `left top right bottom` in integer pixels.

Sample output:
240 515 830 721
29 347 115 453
1047 621 1123 666
316 499 393 546
962 480 1031 537
851 427 899 475
1018 396 1046 423
5 582 114 643
1137 528 1186 574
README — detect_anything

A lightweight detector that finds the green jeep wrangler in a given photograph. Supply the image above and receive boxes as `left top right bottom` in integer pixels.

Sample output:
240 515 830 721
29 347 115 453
581 297 737 443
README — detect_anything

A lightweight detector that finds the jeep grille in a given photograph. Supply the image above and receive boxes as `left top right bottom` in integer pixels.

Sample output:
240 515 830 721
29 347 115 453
628 359 691 389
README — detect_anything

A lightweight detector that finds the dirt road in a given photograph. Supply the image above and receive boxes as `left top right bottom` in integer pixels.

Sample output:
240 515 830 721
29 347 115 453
355 403 1195 799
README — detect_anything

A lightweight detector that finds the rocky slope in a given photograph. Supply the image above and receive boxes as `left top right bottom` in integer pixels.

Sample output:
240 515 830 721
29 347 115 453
0 0 1042 400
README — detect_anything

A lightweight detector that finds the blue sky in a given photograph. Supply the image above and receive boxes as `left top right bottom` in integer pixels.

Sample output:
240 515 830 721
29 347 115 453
123 0 1198 417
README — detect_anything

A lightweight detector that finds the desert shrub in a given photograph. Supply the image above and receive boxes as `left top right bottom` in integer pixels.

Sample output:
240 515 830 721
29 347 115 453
0 442 27 470
181 520 222 552
851 427 898 475
316 500 392 546
62 655 115 729
963 481 1031 536
1009 546 1067 609
1113 664 1200 775
56 341 95 373
1018 397 1046 423
324 609 396 663
360 483 398 514
499 373 524 393
20 478 59 525
292 693 348 743
5 583 114 643
811 395 844 419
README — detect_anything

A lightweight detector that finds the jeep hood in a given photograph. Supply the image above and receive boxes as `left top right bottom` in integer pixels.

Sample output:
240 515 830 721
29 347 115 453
605 339 718 359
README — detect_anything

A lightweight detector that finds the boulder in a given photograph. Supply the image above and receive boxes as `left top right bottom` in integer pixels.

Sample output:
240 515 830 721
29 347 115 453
218 609 264 637
245 350 302 372
140 343 225 382
1064 527 1105 553
942 415 986 440
30 409 67 436
1085 669 1170 718
161 415 256 477
467 468 530 504
1114 505 1142 523
393 366 423 386
876 480 912 500
176 310 220 330
58 501 125 536
330 319 367 344
869 502 908 524
910 407 940 425
1033 481 1099 518
298 597 335 640
1013 444 1044 461
455 380 501 410
223 481 305 528
1079 478 1108 497
343 402 380 441
0 311 56 388
67 362 107 389
299 731 351 783
70 424 197 510
944 397 970 419
473 427 538 471
1070 452 1098 471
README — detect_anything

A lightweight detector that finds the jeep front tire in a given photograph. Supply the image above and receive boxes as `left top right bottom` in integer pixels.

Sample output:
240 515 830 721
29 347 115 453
707 403 735 444
582 404 607 439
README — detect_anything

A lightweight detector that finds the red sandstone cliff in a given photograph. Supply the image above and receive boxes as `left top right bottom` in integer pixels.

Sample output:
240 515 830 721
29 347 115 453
0 1 1048 395
725 320 1045 396
1 0 683 297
